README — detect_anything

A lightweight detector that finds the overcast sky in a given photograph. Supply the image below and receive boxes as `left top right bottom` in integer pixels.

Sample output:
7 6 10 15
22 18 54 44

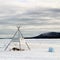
0 0 60 37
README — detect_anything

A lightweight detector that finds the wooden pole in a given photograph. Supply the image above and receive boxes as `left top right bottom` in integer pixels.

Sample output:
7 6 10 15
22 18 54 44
17 26 21 50
4 30 18 51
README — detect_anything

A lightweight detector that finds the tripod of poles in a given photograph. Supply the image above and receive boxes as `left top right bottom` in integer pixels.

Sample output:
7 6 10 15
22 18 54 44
5 25 30 51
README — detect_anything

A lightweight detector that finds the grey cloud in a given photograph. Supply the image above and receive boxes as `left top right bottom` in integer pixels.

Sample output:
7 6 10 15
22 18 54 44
0 7 60 26
24 8 60 18
19 8 60 25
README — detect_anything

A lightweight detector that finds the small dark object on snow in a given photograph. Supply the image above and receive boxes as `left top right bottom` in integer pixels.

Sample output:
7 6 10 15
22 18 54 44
12 47 25 51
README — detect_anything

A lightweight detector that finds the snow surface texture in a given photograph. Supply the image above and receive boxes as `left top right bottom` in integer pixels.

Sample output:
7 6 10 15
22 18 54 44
0 39 60 60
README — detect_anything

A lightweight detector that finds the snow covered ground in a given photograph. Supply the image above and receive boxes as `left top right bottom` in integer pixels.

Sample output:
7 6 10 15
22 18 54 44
0 39 60 60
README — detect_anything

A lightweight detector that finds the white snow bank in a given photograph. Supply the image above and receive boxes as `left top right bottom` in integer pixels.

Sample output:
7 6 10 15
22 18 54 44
0 51 60 60
0 39 60 60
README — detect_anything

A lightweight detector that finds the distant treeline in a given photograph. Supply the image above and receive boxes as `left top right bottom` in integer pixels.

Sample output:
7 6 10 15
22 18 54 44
24 32 60 39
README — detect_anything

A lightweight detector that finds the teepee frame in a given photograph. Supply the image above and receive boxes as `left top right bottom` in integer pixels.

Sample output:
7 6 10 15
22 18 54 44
4 25 30 51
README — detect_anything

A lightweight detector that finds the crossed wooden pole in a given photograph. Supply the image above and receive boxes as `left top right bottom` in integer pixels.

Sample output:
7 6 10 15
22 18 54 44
4 26 30 51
